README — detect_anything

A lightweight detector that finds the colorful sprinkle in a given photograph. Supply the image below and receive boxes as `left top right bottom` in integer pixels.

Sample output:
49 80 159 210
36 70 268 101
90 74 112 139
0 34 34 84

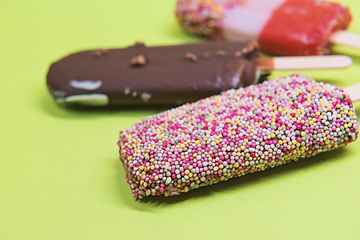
118 74 359 199
175 0 243 39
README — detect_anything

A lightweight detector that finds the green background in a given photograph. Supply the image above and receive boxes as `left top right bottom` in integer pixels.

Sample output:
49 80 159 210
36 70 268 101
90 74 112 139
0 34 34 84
1 0 360 239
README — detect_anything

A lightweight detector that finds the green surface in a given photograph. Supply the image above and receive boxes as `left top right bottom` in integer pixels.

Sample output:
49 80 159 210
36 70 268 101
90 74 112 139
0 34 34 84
1 0 360 239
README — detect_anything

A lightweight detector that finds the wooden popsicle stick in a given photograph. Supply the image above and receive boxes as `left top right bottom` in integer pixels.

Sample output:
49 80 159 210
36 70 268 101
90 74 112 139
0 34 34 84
344 83 360 103
256 55 352 71
329 30 360 49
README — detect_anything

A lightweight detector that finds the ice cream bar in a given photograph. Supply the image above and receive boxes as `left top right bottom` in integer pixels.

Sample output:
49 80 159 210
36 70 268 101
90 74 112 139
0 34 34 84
47 40 352 107
47 40 260 106
176 0 353 56
118 74 359 199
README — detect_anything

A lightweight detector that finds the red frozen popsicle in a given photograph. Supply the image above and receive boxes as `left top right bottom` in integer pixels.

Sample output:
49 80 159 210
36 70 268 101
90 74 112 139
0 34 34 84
258 0 351 55
176 0 359 56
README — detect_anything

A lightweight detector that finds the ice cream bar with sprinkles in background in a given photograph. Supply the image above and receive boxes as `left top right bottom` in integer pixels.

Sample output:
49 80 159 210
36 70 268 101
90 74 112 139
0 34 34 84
175 0 360 56
118 74 359 199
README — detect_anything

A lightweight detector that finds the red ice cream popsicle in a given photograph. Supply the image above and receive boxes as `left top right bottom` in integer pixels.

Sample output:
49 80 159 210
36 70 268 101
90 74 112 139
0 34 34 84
176 0 360 56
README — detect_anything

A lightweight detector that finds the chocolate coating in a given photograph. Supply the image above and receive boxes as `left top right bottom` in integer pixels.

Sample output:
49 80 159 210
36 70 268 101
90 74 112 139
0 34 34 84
47 40 260 106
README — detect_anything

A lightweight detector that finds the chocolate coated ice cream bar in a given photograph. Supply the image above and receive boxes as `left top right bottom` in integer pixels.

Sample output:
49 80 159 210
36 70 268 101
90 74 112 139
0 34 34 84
47 40 351 107
47 40 260 106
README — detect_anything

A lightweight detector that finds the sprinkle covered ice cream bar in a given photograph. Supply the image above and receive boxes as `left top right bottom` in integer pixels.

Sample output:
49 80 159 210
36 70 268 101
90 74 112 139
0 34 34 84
118 74 359 199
